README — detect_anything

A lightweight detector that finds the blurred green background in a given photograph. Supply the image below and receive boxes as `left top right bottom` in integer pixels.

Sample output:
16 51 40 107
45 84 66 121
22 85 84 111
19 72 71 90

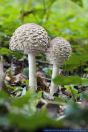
0 0 88 71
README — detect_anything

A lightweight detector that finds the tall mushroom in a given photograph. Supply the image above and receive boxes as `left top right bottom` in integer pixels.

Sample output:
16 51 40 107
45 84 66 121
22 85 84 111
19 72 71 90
46 37 72 95
9 23 49 91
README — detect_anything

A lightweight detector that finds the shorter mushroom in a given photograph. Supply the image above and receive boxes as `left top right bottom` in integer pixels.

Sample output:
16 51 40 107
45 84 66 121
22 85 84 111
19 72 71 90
46 37 72 95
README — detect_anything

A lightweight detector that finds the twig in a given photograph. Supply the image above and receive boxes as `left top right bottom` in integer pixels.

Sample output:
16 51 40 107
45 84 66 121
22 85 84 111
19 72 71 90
40 76 51 81
56 115 66 121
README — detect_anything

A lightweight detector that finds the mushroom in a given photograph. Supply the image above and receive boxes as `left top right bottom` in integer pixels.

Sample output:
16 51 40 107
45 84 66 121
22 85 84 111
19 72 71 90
9 23 49 91
46 37 72 95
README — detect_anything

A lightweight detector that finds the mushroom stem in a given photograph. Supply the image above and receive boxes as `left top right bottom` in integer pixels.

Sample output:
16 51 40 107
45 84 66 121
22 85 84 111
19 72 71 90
50 64 59 95
28 53 37 91
0 56 5 89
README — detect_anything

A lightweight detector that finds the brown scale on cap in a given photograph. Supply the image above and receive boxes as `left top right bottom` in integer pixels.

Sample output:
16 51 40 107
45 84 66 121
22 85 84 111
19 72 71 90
46 37 72 66
10 23 49 54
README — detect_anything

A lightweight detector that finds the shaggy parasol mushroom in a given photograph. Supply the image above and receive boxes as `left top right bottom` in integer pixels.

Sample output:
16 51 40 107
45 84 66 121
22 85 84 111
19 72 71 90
46 37 72 95
9 23 49 91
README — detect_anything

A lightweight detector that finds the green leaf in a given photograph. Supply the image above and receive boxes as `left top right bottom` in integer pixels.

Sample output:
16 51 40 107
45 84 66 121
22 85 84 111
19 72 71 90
65 85 78 95
81 78 88 86
11 51 23 59
53 75 82 85
71 0 83 7
53 75 88 86
64 85 79 101
0 91 9 100
11 91 31 107
84 67 88 72
11 91 42 108
8 109 62 130
55 96 68 105
0 48 11 55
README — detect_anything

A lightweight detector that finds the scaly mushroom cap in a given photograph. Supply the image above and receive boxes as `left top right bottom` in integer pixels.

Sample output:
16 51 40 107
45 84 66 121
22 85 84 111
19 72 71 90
46 37 72 66
9 23 49 54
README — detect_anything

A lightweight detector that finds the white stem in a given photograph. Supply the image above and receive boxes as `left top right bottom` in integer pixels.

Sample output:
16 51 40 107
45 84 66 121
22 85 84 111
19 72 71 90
50 64 59 95
0 56 5 89
28 53 37 91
